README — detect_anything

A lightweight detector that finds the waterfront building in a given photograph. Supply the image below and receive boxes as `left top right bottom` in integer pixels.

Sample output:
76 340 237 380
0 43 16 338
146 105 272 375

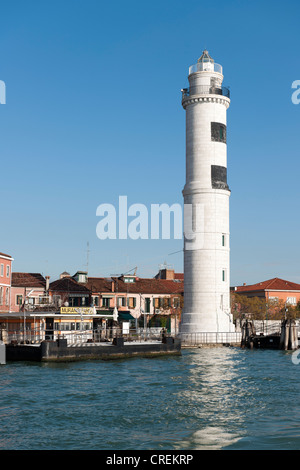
0 274 100 344
233 278 300 306
180 50 235 338
85 271 184 333
10 272 47 312
49 275 91 308
0 259 184 342
0 252 13 313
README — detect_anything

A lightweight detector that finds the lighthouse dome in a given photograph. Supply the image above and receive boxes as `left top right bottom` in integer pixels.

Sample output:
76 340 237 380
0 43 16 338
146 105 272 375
197 49 214 64
189 50 222 75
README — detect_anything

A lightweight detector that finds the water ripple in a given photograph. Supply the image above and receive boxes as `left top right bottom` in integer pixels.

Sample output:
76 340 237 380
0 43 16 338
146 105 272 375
0 349 300 449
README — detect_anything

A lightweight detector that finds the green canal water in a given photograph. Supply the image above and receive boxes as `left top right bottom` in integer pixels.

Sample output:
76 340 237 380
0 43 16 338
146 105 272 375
0 347 300 450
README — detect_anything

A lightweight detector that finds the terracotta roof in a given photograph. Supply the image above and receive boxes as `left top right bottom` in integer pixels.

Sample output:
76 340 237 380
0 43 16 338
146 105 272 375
0 252 13 259
235 277 300 293
49 277 90 293
86 278 116 293
86 277 184 295
174 273 184 280
12 272 46 288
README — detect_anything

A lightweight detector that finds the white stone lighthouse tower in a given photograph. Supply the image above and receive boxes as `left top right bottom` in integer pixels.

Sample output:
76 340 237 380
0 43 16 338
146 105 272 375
180 50 234 338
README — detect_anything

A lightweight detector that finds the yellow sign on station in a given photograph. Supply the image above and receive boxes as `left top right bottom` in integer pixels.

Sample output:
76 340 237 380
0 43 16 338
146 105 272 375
60 307 94 315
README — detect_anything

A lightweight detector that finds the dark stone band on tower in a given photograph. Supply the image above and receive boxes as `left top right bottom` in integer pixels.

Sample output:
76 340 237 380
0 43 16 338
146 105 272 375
211 165 229 190
211 122 227 143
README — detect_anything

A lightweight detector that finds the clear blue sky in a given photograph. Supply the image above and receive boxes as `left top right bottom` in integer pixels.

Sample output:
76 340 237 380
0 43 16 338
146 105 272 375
1 0 300 285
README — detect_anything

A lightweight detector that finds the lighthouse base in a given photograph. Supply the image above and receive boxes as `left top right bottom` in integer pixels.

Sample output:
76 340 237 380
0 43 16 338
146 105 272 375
179 311 239 346
179 329 241 347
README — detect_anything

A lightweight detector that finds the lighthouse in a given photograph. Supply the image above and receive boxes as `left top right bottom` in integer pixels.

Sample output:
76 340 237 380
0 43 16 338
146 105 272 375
180 50 235 339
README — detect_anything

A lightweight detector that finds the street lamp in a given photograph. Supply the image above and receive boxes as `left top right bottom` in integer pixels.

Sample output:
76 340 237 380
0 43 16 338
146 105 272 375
23 289 34 343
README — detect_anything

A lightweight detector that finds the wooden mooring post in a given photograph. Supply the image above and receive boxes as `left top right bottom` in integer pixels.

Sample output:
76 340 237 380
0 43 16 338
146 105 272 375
279 319 298 351
241 319 298 350
0 341 5 365
241 320 256 349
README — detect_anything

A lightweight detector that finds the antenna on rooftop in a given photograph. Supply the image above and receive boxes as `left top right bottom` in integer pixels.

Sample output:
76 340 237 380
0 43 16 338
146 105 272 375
110 266 138 277
86 242 90 274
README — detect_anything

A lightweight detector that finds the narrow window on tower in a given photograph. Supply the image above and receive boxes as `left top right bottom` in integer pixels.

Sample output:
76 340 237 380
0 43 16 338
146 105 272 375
211 165 229 190
211 122 226 143
222 269 226 282
222 234 225 246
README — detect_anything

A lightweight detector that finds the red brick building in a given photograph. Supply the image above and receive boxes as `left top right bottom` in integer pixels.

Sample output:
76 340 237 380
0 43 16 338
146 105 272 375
233 277 300 306
0 252 13 313
85 269 184 332
11 272 47 312
49 275 91 308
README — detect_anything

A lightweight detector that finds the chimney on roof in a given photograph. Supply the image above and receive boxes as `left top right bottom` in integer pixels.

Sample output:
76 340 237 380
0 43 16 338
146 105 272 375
111 280 115 292
243 283 246 286
45 276 50 292
60 271 71 279
156 268 175 280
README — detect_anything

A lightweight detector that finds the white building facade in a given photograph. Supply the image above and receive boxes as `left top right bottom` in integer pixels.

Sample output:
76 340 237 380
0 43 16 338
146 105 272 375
180 51 235 338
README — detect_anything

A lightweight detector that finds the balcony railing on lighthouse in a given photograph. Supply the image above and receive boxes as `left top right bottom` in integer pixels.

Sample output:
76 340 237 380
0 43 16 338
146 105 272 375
189 62 223 75
181 85 230 99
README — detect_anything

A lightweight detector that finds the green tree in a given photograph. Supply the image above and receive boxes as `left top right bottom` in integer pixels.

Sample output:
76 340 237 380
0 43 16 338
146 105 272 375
231 293 266 321
231 293 297 322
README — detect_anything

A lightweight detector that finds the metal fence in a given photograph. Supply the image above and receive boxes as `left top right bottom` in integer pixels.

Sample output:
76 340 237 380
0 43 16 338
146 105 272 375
188 62 223 75
181 85 230 99
2 328 44 344
91 328 165 344
2 326 242 347
51 328 167 346
248 320 282 336
1 326 169 346
180 331 242 346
